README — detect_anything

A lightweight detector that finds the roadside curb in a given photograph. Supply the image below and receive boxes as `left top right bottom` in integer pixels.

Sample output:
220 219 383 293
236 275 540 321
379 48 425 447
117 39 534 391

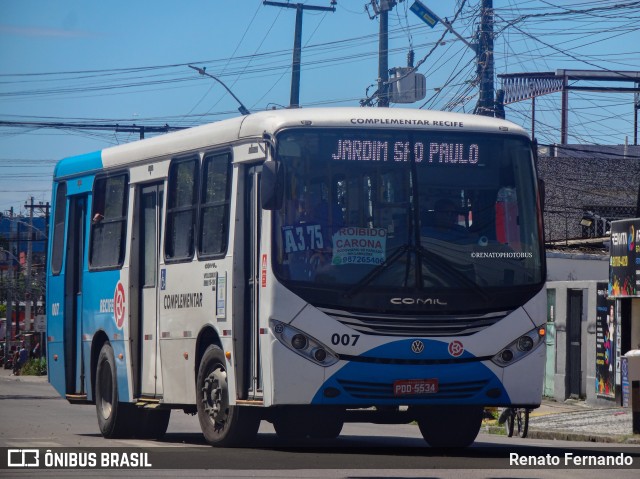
484 425 640 444
527 429 640 444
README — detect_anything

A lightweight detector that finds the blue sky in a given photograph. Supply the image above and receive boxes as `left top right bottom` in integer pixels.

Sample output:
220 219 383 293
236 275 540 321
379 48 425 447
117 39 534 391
1 0 639 215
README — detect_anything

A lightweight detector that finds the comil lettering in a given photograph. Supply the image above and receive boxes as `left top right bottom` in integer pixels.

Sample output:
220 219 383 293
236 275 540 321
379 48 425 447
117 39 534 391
391 297 448 305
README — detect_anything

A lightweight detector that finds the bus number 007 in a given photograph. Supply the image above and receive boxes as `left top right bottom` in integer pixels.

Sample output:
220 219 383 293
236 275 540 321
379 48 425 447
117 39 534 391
331 333 360 346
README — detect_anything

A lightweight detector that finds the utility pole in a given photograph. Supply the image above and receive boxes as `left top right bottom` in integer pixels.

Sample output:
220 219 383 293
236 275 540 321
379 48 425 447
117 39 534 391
634 83 639 145
22 199 49 343
475 0 495 116
365 1 398 107
263 1 336 108
3 208 14 359
376 1 393 107
25 197 34 332
364 1 400 107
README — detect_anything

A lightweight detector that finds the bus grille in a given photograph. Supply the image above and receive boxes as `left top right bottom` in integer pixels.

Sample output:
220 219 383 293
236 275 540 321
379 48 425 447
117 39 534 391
337 378 490 400
319 308 507 337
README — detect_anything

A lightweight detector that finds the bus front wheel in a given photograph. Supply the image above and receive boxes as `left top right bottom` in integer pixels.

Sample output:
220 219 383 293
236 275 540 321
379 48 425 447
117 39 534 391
416 406 483 448
95 342 132 438
196 345 260 446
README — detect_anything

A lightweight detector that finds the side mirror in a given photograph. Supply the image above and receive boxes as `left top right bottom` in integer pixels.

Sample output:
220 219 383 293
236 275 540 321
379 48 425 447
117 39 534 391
261 161 284 210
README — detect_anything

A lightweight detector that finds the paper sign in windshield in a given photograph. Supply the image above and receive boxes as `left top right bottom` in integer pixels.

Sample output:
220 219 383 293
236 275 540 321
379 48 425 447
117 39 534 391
332 227 387 266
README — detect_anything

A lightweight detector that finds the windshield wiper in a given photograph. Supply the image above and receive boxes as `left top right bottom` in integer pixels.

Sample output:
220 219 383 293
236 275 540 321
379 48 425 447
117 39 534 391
343 241 490 304
415 243 490 303
343 245 408 299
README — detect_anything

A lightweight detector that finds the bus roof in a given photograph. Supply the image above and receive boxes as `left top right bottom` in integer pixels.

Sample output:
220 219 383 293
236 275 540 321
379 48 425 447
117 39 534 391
54 107 528 179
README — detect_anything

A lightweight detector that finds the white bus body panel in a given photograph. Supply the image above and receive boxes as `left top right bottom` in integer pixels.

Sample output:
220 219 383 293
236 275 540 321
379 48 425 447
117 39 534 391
267 286 546 407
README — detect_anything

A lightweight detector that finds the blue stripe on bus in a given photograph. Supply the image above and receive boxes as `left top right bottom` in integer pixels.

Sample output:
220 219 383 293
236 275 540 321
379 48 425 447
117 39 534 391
312 338 509 405
54 150 103 178
81 270 129 402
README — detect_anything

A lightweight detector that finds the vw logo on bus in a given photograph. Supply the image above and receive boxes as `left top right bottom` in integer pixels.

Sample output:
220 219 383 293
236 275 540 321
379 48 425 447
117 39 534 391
411 340 425 354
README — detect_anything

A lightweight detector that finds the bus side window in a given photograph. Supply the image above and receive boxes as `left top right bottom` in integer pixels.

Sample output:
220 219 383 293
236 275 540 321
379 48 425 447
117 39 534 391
199 152 231 257
51 182 67 276
89 174 128 269
165 157 198 261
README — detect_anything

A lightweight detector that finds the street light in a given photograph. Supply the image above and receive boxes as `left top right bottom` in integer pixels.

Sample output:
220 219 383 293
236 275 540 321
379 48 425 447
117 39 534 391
188 65 251 116
580 211 610 237
579 215 593 228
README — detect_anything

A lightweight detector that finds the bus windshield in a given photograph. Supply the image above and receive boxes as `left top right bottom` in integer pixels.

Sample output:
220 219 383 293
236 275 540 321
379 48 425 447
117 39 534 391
271 128 544 313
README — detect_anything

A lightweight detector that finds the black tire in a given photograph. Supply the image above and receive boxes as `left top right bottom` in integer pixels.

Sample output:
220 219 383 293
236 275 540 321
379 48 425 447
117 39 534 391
417 406 483 448
132 408 171 440
516 408 529 438
308 408 344 439
273 407 309 440
197 345 260 446
308 418 344 439
504 408 515 437
273 407 344 440
95 343 132 438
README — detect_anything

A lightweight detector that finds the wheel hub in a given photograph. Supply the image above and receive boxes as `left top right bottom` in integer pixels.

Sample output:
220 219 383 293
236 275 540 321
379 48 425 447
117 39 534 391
202 366 229 430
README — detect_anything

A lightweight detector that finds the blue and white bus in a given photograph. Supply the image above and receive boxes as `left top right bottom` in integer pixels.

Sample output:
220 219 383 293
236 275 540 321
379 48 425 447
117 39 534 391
46 107 546 447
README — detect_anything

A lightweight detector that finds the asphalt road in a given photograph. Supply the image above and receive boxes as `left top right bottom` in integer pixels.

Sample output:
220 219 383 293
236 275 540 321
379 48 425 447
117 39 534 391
1 375 639 478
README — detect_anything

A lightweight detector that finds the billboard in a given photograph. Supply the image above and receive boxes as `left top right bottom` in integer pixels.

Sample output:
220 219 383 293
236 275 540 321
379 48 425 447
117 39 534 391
608 218 640 298
595 283 615 398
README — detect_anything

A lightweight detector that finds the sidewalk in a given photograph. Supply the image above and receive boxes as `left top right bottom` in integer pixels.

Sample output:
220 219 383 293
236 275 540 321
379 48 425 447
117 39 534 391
0 362 48 383
485 398 640 444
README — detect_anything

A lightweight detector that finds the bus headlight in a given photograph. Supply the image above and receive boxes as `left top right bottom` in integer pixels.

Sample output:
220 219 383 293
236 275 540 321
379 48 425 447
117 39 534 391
271 319 339 367
291 334 308 350
491 326 545 367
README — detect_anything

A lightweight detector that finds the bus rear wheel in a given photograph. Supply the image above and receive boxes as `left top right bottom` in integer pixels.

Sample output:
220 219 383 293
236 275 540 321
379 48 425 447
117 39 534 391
416 406 483 448
95 342 132 438
196 345 260 447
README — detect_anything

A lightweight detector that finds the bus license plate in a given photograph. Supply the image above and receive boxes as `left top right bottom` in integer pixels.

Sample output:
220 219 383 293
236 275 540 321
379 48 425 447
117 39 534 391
393 379 438 396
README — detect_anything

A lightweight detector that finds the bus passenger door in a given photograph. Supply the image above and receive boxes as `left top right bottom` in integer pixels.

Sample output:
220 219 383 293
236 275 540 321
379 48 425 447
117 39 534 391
136 183 164 398
64 195 87 395
242 166 263 399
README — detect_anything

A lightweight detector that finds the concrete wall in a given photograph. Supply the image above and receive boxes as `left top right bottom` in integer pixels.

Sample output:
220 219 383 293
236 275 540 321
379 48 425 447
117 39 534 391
546 281 613 406
632 299 640 351
546 251 609 282
545 253 610 404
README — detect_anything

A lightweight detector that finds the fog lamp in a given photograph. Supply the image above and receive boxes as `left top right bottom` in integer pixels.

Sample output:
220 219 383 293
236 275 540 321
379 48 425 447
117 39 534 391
500 350 514 363
314 348 327 362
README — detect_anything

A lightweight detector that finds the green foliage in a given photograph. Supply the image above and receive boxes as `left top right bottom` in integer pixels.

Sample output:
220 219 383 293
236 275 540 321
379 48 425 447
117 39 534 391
20 357 47 376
